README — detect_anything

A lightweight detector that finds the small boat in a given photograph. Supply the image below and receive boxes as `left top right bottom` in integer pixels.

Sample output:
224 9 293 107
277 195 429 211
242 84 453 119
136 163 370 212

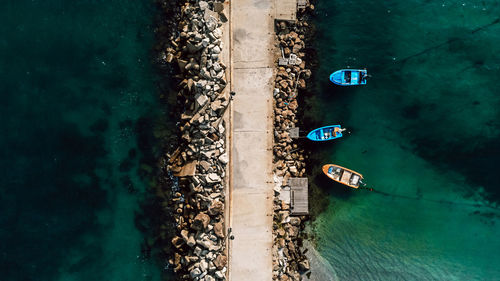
307 125 345 141
330 69 367 86
322 164 364 189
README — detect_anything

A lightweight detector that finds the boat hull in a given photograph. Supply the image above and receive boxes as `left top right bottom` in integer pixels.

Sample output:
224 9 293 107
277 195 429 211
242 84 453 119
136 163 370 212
306 125 343 141
330 69 367 86
322 164 364 189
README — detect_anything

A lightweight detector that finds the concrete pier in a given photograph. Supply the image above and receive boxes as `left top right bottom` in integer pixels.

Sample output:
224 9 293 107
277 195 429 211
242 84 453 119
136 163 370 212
228 0 276 280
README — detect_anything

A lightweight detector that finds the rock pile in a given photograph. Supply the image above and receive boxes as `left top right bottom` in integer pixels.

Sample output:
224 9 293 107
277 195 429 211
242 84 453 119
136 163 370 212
271 3 315 281
159 0 229 280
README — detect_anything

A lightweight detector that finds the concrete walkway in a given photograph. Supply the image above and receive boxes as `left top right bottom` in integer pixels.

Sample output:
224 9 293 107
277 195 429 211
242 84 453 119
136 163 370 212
228 0 275 280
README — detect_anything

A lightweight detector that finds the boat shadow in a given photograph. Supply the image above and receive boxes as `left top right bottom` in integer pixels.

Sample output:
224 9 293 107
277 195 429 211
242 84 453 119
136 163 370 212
312 171 354 199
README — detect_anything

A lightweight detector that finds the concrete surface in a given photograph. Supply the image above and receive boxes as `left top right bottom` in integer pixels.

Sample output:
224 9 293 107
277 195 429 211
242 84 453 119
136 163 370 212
228 0 275 280
275 0 297 21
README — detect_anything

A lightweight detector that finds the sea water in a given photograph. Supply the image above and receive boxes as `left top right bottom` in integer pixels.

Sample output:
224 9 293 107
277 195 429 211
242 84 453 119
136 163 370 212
0 1 170 280
307 0 500 280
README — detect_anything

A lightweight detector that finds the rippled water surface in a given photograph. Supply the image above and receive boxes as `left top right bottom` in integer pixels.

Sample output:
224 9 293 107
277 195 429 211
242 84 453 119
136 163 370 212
0 1 170 280
307 1 500 280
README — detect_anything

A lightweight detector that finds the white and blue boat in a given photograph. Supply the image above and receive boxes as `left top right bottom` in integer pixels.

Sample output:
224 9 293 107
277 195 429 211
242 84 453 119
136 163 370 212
307 125 345 141
330 69 367 86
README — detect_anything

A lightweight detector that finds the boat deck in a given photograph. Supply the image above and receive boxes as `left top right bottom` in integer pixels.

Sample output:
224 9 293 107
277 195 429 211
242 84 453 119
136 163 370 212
324 164 363 188
340 170 352 185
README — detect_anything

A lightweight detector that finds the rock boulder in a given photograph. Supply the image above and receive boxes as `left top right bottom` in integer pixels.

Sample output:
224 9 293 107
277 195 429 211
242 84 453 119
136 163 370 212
214 254 227 269
208 200 224 216
213 222 224 238
192 213 211 231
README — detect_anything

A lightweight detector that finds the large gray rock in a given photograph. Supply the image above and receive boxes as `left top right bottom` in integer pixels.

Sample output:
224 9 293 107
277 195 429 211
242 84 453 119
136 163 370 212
199 160 212 172
199 1 209 10
200 259 209 272
210 69 218 79
206 173 222 183
218 153 229 164
215 270 224 279
186 41 203 53
197 238 213 249
212 45 221 54
196 94 209 108
212 28 222 39
204 8 219 22
212 62 222 72
190 267 201 279
206 17 218 31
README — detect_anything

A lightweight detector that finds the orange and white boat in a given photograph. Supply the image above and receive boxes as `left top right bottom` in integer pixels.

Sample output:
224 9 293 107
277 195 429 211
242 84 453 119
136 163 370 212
322 164 364 189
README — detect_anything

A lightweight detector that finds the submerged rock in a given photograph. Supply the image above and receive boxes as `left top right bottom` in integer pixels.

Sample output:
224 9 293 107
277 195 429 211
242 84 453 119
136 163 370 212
299 258 310 271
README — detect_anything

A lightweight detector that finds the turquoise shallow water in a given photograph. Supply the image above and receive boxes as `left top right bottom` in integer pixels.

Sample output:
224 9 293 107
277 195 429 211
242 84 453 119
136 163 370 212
307 0 500 280
0 1 171 280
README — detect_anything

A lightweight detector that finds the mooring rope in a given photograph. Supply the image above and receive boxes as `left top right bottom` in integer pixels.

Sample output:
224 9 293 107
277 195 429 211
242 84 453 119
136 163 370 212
358 184 499 211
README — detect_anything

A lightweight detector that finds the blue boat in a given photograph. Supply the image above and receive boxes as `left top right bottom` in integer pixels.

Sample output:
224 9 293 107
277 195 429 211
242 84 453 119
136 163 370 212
330 69 367 86
307 125 345 141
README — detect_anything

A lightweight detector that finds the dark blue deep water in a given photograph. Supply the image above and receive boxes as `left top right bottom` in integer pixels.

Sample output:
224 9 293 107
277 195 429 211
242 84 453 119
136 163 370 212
0 1 170 280
307 0 500 280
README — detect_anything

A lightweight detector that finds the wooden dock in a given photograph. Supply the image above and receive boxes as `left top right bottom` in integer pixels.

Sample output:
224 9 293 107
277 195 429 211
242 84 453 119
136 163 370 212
288 127 299 139
297 0 307 9
289 177 309 215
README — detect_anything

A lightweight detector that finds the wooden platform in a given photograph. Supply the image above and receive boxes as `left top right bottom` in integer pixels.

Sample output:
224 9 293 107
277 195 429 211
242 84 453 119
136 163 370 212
289 177 309 215
297 0 307 9
275 0 296 21
288 127 299 138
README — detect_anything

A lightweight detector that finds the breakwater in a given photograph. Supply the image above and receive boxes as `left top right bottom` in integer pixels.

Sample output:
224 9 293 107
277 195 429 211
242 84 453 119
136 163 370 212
157 0 229 279
271 3 316 280
156 0 321 279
